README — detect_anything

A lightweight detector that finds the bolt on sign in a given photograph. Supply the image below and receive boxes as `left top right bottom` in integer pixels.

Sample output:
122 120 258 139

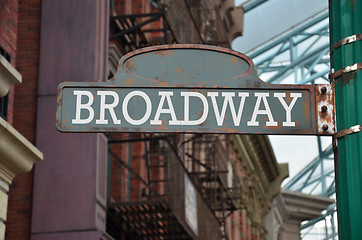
56 44 335 135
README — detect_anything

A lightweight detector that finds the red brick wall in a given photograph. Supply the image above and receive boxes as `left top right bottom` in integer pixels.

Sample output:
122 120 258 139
0 0 18 125
129 139 147 201
110 133 129 202
109 133 150 203
113 0 150 15
6 0 42 239
0 0 17 62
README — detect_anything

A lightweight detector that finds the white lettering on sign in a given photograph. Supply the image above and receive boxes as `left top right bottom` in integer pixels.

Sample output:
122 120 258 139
247 92 277 127
71 90 302 128
208 92 249 126
72 90 94 124
150 91 180 125
96 91 121 124
274 92 302 126
123 91 152 125
180 92 208 125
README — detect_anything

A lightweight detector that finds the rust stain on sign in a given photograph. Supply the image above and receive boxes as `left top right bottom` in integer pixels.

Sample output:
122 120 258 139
230 56 239 64
316 84 335 135
154 50 169 56
124 59 134 71
125 78 134 87
175 67 183 73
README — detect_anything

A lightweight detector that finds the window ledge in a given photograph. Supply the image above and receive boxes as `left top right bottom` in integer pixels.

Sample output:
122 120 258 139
0 55 22 97
0 117 43 184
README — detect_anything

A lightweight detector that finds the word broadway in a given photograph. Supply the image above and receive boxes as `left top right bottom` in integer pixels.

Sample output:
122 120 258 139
57 87 311 134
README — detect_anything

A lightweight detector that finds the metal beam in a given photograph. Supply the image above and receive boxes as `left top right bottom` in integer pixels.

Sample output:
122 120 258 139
249 11 329 58
284 145 333 190
266 42 329 83
243 0 268 13
254 22 329 66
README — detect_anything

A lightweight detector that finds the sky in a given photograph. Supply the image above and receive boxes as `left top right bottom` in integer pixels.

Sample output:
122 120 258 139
268 135 332 184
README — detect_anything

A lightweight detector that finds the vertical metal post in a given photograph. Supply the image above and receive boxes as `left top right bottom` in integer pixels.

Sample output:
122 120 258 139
289 37 298 82
329 0 362 239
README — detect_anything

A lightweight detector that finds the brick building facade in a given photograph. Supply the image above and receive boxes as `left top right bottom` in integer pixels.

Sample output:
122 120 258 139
6 1 42 239
0 1 42 240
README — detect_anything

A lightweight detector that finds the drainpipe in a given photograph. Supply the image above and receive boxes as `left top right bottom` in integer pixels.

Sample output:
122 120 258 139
329 0 362 239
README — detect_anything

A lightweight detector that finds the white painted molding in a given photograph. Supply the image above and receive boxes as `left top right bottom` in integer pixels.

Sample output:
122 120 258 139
281 189 334 221
0 55 21 97
0 117 43 184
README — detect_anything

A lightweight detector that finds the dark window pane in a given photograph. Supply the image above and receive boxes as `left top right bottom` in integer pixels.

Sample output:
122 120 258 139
0 94 8 120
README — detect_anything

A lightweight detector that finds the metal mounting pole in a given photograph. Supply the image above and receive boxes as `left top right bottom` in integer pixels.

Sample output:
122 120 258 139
329 0 362 239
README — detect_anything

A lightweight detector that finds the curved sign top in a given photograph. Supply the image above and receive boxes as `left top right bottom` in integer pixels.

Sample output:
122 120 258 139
115 44 258 88
56 44 334 135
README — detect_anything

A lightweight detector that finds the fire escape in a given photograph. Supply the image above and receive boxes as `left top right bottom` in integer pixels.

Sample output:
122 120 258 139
107 135 194 240
181 135 241 235
106 134 241 240
109 3 177 54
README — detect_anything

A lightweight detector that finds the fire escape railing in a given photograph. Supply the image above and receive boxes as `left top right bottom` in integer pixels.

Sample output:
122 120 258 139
110 10 177 54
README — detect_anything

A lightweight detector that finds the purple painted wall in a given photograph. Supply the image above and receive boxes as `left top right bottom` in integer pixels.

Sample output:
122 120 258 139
31 0 109 238
32 231 110 240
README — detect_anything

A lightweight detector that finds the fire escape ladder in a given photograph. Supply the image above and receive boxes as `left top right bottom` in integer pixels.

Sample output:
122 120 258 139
183 135 241 238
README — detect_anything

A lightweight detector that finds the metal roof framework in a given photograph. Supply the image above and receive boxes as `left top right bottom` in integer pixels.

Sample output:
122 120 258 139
233 0 337 239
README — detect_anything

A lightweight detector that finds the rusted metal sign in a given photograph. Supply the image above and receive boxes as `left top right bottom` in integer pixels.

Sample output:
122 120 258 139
56 44 334 135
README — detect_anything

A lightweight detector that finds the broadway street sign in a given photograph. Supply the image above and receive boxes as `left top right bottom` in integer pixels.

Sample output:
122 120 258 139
56 44 334 135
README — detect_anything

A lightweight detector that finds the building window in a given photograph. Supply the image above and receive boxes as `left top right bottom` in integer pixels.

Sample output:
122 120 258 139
0 94 8 120
0 45 11 62
0 44 11 120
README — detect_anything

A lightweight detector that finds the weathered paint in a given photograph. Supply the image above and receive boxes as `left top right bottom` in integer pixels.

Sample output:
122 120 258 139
56 44 334 135
315 84 335 135
330 0 362 238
